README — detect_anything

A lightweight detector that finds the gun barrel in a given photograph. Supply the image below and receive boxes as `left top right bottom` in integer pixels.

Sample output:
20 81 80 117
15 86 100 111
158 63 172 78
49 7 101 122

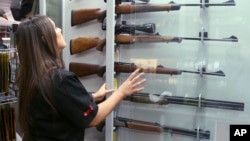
182 70 225 77
127 93 244 111
181 36 238 42
115 34 181 44
115 4 180 14
171 0 235 7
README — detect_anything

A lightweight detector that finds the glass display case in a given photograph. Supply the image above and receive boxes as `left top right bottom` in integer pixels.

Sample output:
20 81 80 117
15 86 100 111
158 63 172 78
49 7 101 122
62 0 250 141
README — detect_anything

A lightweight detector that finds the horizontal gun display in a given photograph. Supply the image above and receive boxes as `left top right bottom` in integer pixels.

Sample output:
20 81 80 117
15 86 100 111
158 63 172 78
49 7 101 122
69 62 225 77
124 93 244 111
114 116 210 139
115 34 238 44
71 0 234 26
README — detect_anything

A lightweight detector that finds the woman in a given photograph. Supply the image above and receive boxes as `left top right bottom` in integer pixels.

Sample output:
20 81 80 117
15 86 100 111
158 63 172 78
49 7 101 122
15 15 146 141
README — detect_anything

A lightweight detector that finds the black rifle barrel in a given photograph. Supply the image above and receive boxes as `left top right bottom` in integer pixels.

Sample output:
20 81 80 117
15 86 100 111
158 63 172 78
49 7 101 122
172 0 235 6
126 93 244 111
178 35 238 42
115 117 210 139
181 70 225 77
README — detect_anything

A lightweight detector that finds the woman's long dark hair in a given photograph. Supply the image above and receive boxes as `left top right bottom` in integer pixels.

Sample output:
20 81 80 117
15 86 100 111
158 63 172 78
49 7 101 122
15 15 64 136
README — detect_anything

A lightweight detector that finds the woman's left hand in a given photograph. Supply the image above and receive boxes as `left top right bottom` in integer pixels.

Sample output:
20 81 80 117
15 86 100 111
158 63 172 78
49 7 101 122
93 83 115 102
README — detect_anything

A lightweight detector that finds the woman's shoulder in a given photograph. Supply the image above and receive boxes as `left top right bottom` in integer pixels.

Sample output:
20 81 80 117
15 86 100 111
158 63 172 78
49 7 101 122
51 68 77 82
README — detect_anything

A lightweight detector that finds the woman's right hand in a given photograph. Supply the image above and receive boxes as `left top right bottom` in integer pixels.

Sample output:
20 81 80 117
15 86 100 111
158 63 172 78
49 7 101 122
117 68 146 97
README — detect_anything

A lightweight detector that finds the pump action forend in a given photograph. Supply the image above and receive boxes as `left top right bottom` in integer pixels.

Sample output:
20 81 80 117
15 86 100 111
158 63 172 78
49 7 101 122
114 117 210 139
69 62 225 78
124 93 244 111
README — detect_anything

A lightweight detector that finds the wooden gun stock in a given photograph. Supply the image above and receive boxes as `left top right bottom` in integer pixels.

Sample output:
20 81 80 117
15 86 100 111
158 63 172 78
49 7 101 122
115 4 180 14
71 8 106 26
115 34 181 44
69 62 106 77
126 122 163 132
70 36 106 55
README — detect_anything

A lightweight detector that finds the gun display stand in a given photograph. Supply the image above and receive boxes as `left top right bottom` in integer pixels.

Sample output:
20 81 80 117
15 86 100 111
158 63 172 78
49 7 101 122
64 0 248 140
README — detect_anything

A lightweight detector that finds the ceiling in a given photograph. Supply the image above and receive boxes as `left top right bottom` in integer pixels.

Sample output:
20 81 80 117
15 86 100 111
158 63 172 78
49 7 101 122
0 0 21 23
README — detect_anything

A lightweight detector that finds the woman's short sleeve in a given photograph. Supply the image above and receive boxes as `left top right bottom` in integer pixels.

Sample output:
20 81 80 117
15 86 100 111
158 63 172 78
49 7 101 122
53 71 98 128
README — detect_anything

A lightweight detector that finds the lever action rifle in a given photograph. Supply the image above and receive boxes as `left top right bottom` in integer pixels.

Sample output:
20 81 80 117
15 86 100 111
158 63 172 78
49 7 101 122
124 93 244 111
115 33 238 44
69 62 225 77
71 0 235 26
114 116 210 139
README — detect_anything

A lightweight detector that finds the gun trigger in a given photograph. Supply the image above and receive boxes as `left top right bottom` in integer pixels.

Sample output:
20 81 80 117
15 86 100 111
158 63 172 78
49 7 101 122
157 65 164 68
155 32 160 36
168 1 176 4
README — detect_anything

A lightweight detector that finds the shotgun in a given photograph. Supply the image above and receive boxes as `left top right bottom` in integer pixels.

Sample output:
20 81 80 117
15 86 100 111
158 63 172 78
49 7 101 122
69 62 225 77
115 34 238 44
71 0 235 26
114 116 210 139
125 93 244 111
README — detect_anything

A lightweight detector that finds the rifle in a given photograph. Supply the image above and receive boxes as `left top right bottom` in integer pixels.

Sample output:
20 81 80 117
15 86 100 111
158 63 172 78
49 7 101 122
115 34 238 44
70 22 156 54
115 0 235 14
69 62 225 77
124 93 244 111
70 33 237 55
71 0 235 26
114 116 210 139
